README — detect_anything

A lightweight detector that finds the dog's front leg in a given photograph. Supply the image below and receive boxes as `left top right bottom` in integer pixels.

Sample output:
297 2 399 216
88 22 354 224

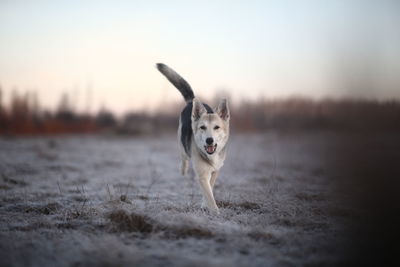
210 171 219 189
196 172 219 214
180 154 189 176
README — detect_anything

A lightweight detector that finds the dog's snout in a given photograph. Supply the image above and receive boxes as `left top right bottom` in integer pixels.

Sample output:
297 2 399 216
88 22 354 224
206 137 214 145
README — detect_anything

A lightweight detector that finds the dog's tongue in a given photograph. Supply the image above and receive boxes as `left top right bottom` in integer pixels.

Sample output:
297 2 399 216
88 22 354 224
206 146 214 153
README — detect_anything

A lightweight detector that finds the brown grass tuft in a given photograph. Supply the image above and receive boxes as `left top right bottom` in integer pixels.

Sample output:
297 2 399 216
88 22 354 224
6 202 61 215
217 200 261 211
108 209 214 238
164 225 214 239
2 174 28 186
108 210 154 233
248 231 281 245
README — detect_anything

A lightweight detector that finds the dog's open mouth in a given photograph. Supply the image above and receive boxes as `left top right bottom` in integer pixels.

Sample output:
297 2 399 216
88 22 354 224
205 144 217 155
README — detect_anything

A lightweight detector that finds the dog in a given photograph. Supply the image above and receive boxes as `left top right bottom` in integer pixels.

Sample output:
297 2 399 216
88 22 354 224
156 63 230 214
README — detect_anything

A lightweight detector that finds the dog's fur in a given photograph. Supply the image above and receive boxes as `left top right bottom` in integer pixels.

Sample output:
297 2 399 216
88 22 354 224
156 63 230 214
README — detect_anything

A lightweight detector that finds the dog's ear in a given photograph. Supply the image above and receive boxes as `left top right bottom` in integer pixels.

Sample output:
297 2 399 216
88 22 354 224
216 99 230 121
192 99 207 121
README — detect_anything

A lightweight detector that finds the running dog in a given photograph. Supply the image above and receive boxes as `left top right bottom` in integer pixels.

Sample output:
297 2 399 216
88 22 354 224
156 63 230 214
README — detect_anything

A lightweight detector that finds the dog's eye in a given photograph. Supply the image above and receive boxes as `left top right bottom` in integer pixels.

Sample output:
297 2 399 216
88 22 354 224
200 126 206 130
214 126 220 130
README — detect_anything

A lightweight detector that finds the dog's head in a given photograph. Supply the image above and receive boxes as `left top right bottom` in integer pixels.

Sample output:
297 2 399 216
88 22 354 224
191 98 230 156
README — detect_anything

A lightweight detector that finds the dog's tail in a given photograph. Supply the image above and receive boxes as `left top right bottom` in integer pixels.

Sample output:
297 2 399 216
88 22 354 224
156 63 195 103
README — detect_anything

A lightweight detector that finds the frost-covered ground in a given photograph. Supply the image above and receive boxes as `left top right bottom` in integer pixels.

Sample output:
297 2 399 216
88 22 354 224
0 132 389 266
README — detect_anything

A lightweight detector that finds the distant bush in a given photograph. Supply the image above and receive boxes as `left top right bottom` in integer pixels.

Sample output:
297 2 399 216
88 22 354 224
232 97 400 132
0 88 399 136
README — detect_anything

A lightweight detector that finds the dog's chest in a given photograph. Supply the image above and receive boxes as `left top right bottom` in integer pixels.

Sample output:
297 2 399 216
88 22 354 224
211 156 225 170
197 150 226 170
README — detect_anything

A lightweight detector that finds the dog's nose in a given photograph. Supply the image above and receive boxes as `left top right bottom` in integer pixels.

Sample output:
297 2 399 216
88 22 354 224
206 137 214 145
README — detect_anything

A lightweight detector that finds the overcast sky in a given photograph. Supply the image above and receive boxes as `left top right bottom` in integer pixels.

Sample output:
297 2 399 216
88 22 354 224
0 0 399 114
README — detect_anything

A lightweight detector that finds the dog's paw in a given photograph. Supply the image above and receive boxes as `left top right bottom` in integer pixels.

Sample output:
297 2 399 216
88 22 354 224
209 206 220 215
201 200 220 215
211 207 220 215
200 206 220 215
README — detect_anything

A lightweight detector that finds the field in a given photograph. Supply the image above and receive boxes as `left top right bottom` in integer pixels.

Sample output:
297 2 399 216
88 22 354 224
0 131 398 266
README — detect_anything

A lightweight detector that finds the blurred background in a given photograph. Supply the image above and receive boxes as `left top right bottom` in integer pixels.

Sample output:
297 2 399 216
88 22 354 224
0 0 399 135
1 1 400 265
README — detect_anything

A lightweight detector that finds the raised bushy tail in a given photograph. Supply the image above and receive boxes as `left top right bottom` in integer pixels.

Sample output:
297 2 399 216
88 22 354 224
156 63 195 103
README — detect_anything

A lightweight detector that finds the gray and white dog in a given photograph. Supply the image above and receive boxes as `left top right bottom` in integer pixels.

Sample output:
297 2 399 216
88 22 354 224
156 63 230 214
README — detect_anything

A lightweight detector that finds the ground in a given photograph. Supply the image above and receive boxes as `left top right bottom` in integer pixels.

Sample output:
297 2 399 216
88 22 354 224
0 131 389 266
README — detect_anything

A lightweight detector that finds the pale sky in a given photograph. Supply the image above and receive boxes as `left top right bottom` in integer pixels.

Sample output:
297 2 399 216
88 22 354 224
0 0 399 114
